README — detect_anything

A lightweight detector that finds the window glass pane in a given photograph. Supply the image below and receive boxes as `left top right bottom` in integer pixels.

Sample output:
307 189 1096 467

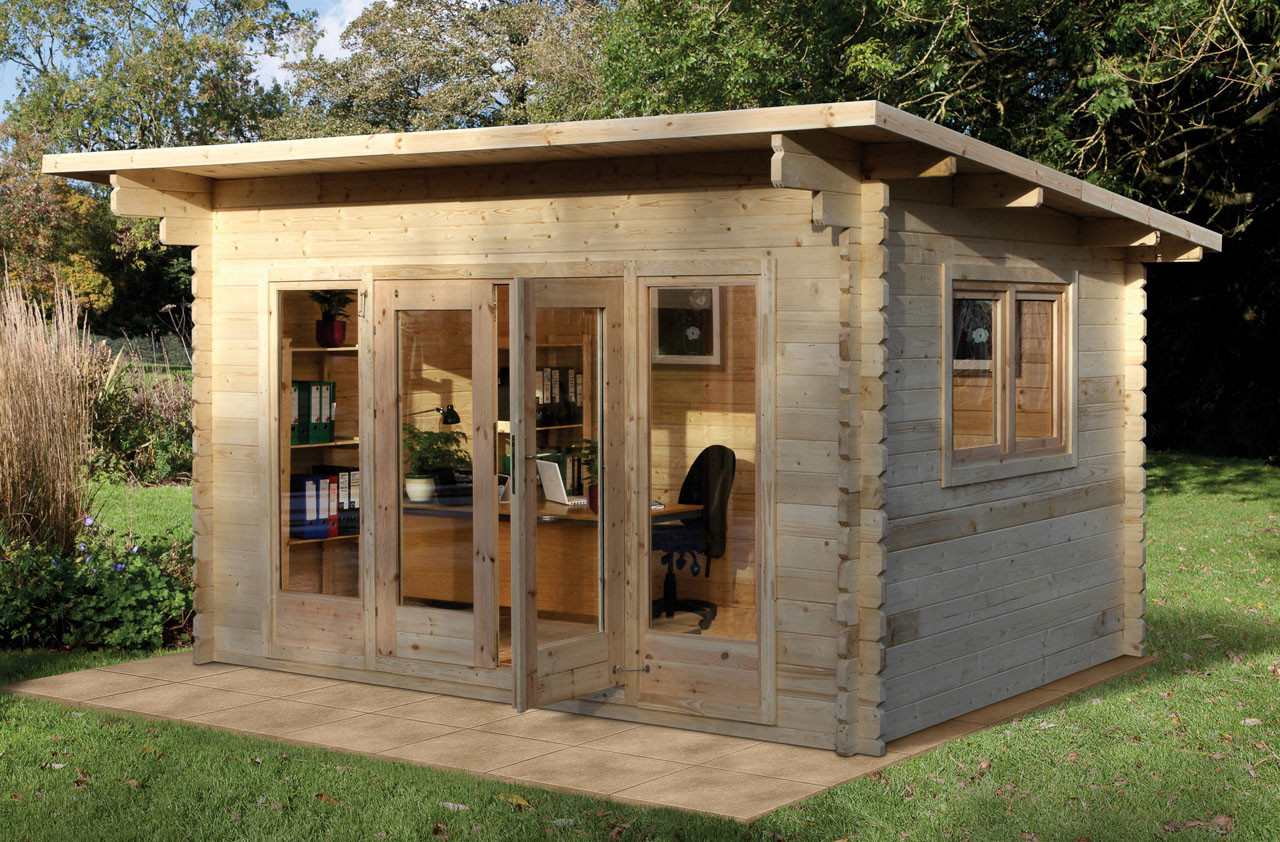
398 309 474 610
648 285 756 640
281 289 360 596
1015 298 1056 442
952 297 998 450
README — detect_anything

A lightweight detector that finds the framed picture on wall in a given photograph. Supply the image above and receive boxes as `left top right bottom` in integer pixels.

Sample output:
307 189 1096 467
650 286 720 365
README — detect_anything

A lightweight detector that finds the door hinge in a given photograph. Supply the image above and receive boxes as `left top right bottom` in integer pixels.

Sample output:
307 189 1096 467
612 665 650 674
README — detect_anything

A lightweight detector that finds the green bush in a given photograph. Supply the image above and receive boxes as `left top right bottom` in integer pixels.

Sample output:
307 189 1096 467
0 516 193 649
91 354 193 484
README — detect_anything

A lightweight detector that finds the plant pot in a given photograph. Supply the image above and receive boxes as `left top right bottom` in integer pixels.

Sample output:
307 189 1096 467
315 319 347 348
405 475 435 503
588 485 599 514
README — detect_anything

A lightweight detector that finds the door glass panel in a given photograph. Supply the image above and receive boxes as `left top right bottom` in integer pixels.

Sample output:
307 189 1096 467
494 287 604 662
1015 298 1056 442
952 296 999 449
534 301 603 645
648 284 757 640
280 289 361 596
397 309 475 610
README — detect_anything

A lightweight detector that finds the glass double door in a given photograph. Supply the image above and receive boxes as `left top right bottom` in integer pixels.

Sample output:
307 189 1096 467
373 277 622 708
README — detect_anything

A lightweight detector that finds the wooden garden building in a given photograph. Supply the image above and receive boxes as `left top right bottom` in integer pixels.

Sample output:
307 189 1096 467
44 102 1220 755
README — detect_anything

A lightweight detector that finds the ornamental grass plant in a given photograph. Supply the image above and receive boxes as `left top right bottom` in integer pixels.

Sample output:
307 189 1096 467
0 284 107 554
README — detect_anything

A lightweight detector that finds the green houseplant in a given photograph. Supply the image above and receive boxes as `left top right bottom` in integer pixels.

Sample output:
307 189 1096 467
582 439 600 513
402 425 471 502
309 290 356 347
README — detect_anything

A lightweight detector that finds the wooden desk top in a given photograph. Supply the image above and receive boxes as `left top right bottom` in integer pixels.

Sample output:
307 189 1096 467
403 498 700 523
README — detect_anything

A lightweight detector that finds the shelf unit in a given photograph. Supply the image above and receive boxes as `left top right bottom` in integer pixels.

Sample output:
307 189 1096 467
278 291 363 599
496 335 597 493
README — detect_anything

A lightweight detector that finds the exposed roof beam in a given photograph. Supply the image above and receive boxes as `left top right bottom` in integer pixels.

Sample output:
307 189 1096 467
952 174 1044 209
1080 219 1161 247
862 142 957 180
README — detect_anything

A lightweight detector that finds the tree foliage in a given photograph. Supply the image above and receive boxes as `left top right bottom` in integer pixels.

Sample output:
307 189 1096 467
0 0 313 333
0 0 314 151
269 0 604 139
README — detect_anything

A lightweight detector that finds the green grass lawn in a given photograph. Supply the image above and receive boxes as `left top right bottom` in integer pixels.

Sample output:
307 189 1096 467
91 481 193 543
2 453 1277 841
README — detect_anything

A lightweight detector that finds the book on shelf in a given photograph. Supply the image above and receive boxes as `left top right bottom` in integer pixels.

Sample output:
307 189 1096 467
292 381 310 444
289 474 328 540
314 464 361 536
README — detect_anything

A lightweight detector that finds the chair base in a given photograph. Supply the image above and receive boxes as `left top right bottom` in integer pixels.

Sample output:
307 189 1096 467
651 566 717 631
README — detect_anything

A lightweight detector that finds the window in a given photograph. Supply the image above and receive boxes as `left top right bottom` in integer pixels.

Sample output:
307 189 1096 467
944 267 1077 486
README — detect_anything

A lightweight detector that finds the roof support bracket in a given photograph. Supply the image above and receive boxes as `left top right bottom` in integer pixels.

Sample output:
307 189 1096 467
771 131 861 194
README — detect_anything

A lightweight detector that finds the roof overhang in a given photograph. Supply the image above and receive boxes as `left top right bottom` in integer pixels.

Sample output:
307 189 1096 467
42 100 1220 253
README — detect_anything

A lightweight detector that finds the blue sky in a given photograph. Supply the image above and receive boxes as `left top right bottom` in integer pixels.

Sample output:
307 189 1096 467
0 0 377 118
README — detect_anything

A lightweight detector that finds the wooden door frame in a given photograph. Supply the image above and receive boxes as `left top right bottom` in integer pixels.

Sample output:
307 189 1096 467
264 274 373 671
510 275 627 711
371 279 502 674
629 258 777 725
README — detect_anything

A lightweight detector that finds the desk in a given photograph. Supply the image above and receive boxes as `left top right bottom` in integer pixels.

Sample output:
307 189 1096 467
399 498 699 616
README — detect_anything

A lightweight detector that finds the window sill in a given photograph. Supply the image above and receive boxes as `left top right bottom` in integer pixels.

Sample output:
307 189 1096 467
941 448 1077 488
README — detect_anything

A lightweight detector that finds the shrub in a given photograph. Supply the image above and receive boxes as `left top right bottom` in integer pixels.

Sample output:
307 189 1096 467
0 517 193 650
0 284 106 554
91 352 193 484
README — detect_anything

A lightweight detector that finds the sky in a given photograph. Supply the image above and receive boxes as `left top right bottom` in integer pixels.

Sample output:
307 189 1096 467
0 0 379 116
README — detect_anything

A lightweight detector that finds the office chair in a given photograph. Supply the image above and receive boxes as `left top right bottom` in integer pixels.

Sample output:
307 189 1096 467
651 444 736 632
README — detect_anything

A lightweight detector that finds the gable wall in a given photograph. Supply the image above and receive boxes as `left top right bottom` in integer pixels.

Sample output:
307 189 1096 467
874 180 1130 741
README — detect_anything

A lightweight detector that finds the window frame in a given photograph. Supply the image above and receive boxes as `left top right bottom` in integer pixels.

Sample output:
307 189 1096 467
942 264 1078 487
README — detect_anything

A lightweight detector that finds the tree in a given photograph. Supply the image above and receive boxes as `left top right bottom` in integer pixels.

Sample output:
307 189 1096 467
0 0 315 335
0 0 315 151
0 123 112 313
270 0 604 139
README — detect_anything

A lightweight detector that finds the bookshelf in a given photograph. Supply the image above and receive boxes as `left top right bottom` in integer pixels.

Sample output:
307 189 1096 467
278 290 362 598
496 334 598 497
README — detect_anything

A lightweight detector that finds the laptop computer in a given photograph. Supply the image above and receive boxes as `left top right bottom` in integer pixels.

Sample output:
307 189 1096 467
535 459 588 506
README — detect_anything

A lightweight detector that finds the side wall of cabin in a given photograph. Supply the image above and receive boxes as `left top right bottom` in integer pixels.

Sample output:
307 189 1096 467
194 151 849 748
870 179 1134 742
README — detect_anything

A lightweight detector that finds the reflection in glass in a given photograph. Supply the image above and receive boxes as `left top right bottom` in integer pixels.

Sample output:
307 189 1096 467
1015 299 1056 442
648 284 757 640
952 297 998 450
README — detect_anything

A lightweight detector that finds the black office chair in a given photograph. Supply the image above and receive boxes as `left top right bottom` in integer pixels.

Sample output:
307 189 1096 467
651 445 736 632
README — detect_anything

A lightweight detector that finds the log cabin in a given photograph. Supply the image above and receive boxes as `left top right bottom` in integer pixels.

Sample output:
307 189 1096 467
43 102 1220 755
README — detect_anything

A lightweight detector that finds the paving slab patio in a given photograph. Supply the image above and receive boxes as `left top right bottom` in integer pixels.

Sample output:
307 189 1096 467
2 651 1153 822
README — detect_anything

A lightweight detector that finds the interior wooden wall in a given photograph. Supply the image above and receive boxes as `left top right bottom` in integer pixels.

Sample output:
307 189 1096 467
872 180 1128 742
202 150 848 749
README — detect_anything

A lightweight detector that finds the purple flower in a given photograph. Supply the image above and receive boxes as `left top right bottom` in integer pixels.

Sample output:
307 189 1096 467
90 568 97 574
49 558 58 567
131 545 139 554
78 543 86 551
83 516 94 526
113 563 126 572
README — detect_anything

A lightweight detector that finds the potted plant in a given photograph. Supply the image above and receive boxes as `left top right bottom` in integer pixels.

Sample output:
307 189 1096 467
402 425 471 502
309 290 356 347
582 439 600 513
